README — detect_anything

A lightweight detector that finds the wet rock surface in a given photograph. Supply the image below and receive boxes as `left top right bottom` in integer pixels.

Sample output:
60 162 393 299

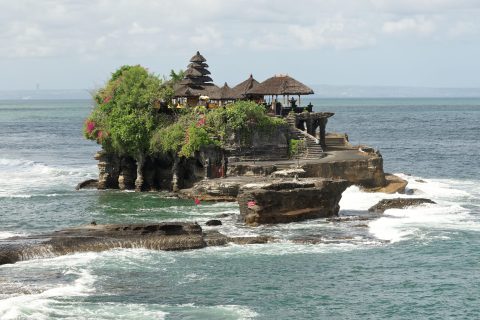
362 173 407 194
368 198 436 213
238 178 351 225
75 179 99 190
0 222 271 265
205 219 222 226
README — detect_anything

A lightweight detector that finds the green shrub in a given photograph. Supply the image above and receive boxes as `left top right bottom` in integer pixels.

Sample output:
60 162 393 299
289 139 305 158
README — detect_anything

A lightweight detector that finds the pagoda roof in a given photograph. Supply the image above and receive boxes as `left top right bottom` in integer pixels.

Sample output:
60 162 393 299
184 67 211 77
190 51 206 63
248 74 314 95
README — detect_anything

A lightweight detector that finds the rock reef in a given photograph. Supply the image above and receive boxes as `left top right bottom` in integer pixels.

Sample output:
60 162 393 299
237 179 350 225
0 223 269 265
368 198 436 213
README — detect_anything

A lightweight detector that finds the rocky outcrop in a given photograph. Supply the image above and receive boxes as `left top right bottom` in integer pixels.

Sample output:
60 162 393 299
270 168 306 178
227 163 277 177
95 151 121 189
179 178 243 201
237 179 351 226
205 219 222 226
362 173 407 194
302 152 386 188
0 223 271 265
75 179 98 190
368 198 436 213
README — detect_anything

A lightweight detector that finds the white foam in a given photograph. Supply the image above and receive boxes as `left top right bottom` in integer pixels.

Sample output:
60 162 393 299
344 173 480 243
0 269 95 320
0 157 96 198
185 241 365 257
0 231 27 239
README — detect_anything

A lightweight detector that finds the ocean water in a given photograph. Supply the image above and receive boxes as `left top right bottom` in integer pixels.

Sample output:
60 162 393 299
0 98 479 319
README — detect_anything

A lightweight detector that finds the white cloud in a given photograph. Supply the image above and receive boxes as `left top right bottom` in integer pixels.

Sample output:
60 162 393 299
287 17 376 50
382 17 436 36
0 0 479 60
369 0 480 13
447 21 479 38
128 22 162 35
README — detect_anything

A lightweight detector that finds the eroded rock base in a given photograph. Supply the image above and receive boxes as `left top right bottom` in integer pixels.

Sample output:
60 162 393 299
0 223 269 265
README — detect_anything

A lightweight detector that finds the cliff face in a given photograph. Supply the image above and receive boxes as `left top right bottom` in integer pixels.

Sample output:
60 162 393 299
225 125 289 161
237 179 351 225
94 146 226 191
302 154 386 188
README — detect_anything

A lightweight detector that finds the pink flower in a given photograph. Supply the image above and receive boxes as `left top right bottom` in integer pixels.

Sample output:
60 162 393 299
104 96 111 103
196 117 205 127
86 121 95 134
247 200 256 208
97 130 103 140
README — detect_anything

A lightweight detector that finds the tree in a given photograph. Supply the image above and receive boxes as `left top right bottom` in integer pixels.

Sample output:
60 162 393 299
84 65 169 191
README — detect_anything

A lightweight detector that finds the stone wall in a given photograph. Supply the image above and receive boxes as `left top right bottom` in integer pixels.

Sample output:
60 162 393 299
226 125 289 161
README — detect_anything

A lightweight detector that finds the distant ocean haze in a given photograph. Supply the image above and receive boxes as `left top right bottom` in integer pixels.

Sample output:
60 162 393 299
2 85 480 100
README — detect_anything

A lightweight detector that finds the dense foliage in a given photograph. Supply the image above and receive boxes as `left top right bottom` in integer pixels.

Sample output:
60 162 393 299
84 65 174 156
85 68 286 163
150 101 286 158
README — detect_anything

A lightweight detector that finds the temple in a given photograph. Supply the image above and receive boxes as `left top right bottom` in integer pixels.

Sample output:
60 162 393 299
87 51 397 226
173 51 334 158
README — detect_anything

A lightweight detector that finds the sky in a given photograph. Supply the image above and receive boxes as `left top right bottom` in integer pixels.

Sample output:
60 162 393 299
1 0 480 91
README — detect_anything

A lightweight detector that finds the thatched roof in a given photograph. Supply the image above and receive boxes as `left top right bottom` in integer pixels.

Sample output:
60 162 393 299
248 74 314 95
232 74 260 99
174 83 218 98
174 51 215 98
190 51 206 63
210 82 236 100
184 67 211 77
188 62 209 68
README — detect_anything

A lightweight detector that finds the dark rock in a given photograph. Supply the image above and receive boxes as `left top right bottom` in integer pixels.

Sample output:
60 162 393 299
0 222 273 265
362 173 407 194
205 219 222 226
415 179 427 183
228 164 277 177
75 179 98 190
302 152 386 188
326 216 371 222
215 213 230 218
237 178 350 225
203 231 272 246
354 224 369 228
179 178 242 201
368 198 436 213
0 223 205 265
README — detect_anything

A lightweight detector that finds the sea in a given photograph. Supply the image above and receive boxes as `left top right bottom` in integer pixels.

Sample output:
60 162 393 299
0 98 479 319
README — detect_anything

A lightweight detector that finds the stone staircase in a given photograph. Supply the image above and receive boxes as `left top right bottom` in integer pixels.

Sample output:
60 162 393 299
286 116 324 160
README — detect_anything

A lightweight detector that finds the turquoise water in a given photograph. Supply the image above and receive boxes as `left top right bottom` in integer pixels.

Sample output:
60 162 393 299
1 99 479 319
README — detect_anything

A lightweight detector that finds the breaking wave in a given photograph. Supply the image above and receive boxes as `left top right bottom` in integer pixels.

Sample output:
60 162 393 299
340 173 480 244
0 157 96 198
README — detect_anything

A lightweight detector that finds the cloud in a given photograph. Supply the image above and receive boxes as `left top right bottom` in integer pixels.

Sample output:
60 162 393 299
128 22 162 35
382 16 436 36
0 0 479 60
369 0 480 13
287 17 376 50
